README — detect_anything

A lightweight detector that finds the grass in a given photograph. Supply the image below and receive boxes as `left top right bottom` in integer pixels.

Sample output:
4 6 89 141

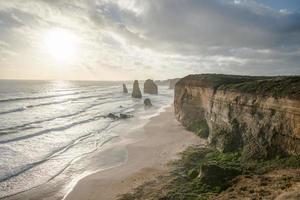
187 120 209 138
119 146 300 200
219 76 300 99
177 74 300 99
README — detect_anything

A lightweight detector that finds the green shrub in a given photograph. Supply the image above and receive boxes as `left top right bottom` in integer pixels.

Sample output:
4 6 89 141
119 146 300 200
187 120 209 138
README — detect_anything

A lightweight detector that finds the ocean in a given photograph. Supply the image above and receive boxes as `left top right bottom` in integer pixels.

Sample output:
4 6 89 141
0 80 173 199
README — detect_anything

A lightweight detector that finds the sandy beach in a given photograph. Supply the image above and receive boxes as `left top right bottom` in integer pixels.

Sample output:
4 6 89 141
65 106 204 200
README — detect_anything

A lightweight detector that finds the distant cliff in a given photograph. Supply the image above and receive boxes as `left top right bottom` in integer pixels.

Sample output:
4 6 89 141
155 78 181 89
174 74 300 159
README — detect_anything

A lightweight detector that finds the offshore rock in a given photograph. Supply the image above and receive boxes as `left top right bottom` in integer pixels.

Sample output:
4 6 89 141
119 113 132 119
132 80 142 98
123 84 128 93
106 113 132 119
144 79 158 94
144 98 152 107
106 113 119 119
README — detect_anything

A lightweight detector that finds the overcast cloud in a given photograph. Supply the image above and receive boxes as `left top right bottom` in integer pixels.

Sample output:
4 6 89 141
0 0 299 80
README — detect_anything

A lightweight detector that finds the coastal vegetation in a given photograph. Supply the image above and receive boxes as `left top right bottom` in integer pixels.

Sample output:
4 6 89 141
187 121 209 139
177 74 300 99
119 146 300 200
218 76 300 99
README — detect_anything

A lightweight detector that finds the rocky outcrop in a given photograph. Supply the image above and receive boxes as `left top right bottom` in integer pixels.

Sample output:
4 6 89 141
119 113 132 119
144 98 152 107
106 113 132 119
144 79 158 94
132 80 142 98
199 163 241 187
174 74 300 159
123 84 128 93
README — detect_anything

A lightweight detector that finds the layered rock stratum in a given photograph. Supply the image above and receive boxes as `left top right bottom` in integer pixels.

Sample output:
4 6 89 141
174 74 300 159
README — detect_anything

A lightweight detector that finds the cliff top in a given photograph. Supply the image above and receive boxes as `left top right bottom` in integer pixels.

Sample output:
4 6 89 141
177 74 300 99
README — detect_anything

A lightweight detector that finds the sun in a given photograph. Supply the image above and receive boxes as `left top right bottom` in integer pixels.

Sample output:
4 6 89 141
44 29 79 64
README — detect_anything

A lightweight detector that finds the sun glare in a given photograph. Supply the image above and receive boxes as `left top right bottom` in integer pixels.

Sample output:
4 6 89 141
44 29 79 64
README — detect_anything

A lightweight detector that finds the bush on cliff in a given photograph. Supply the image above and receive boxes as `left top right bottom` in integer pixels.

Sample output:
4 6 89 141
187 120 209 139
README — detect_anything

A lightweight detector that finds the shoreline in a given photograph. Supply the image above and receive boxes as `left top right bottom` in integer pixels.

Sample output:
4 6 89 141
65 106 204 200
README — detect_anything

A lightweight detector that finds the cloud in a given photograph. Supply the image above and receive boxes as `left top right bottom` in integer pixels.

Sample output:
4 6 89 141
0 0 299 80
88 0 300 75
98 0 300 50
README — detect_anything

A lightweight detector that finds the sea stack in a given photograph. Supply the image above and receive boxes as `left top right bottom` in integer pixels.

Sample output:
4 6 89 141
144 98 152 107
144 79 158 94
132 80 142 98
122 84 128 93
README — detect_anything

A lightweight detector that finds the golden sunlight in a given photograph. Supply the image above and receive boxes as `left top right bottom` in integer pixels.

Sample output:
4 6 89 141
44 29 79 64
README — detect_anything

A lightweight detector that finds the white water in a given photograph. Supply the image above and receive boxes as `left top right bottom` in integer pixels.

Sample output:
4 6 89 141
0 80 173 199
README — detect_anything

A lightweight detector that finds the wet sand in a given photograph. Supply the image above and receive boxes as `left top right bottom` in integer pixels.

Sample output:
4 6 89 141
65 106 204 200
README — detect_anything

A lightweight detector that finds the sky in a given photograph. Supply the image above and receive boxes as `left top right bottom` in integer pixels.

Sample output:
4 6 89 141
0 0 299 80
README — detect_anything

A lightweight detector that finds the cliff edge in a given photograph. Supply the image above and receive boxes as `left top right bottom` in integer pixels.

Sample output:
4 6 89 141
174 74 300 159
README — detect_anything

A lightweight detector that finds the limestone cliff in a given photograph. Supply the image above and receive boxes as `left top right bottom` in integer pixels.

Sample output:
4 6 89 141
155 78 181 89
174 74 300 159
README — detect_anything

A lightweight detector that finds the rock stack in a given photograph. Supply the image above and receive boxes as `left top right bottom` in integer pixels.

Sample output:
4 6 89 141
132 80 142 98
144 79 158 94
123 84 128 93
144 98 152 107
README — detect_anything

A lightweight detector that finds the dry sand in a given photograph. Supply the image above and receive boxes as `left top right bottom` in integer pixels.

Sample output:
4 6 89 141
65 106 204 200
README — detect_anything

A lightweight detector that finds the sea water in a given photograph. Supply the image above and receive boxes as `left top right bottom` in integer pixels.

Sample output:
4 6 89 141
0 80 173 199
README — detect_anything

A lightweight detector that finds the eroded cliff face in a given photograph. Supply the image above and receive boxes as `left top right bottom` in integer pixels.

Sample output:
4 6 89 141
175 74 300 159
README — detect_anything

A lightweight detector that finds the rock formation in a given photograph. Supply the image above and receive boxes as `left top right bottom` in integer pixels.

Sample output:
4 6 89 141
119 113 132 119
106 113 132 119
155 78 181 89
106 113 119 119
174 74 300 159
132 80 142 98
144 98 152 107
122 84 128 93
199 163 241 187
168 78 180 89
144 79 158 94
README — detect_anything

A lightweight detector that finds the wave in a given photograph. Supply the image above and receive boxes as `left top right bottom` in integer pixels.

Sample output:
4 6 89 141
0 92 117 116
0 114 105 144
0 107 27 115
0 124 119 199
0 97 126 134
0 86 115 104
0 104 132 144
0 92 83 103
0 124 110 183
